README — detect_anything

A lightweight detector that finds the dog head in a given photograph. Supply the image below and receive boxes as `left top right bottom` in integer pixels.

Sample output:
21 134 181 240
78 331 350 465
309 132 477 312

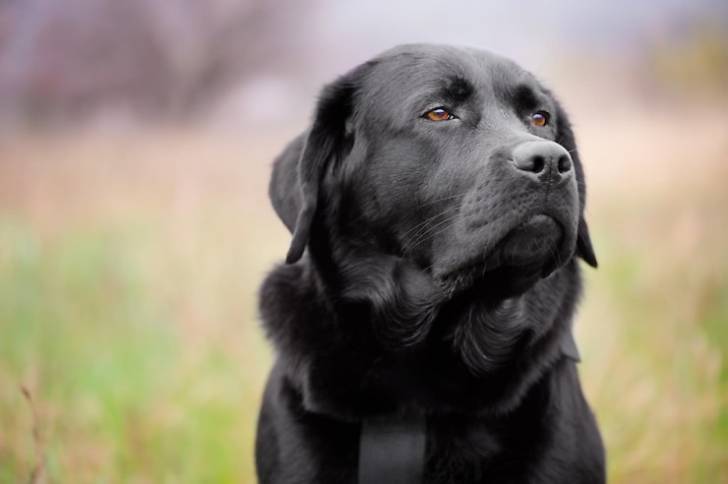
271 44 596 303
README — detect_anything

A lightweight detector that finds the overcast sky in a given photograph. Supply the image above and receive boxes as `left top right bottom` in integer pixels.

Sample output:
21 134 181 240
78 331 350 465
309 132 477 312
312 0 726 73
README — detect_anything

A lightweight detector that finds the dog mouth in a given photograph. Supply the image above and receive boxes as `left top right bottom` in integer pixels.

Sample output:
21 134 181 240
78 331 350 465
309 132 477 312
438 214 565 298
485 214 563 271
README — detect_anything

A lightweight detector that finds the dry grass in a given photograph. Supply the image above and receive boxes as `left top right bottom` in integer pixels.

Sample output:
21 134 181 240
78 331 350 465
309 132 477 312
0 106 726 482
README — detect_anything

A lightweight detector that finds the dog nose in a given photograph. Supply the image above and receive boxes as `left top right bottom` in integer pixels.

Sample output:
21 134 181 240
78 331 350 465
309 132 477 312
511 141 572 181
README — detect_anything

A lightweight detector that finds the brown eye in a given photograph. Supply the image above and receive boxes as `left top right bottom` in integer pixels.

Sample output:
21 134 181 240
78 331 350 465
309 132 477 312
423 107 456 122
530 111 550 127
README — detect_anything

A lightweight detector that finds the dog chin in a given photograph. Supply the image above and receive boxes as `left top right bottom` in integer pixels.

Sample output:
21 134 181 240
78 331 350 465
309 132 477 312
439 215 566 299
486 214 563 271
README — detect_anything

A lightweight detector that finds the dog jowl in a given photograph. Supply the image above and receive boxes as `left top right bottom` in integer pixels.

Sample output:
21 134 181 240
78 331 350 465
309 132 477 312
256 44 605 484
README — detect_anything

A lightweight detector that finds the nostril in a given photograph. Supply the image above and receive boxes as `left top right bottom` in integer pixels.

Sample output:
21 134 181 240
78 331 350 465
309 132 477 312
514 154 546 174
532 156 545 174
557 155 572 173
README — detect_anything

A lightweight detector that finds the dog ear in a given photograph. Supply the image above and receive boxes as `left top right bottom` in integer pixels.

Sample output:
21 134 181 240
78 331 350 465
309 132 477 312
269 65 370 264
576 217 598 268
551 99 598 268
269 135 307 234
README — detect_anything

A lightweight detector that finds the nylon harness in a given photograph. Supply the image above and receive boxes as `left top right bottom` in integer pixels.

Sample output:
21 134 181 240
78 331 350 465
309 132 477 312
357 331 581 484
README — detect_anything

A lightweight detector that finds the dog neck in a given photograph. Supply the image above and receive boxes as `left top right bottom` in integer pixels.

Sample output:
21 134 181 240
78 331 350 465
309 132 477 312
259 250 582 421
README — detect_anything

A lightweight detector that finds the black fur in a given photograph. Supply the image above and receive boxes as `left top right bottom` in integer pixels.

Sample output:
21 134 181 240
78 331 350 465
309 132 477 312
257 44 605 483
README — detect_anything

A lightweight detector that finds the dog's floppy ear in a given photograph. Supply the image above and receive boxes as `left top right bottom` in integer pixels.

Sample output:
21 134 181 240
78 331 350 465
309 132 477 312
553 99 598 268
269 135 306 234
269 64 370 263
576 217 598 268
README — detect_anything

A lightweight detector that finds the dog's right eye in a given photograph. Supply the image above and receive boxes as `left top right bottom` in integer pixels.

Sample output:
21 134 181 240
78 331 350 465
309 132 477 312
422 107 457 122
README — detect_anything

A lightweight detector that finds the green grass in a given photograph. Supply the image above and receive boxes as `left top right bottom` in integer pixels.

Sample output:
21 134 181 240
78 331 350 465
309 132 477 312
0 212 273 483
577 201 728 482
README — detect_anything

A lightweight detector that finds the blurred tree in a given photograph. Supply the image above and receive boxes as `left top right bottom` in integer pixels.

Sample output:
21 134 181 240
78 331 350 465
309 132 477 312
648 24 728 100
0 0 314 125
633 9 728 103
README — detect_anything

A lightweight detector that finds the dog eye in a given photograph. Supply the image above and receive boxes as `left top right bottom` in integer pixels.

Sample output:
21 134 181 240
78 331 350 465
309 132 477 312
423 107 457 122
530 111 550 127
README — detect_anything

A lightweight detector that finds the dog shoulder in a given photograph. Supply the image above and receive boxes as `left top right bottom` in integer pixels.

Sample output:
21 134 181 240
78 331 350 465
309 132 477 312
259 262 337 366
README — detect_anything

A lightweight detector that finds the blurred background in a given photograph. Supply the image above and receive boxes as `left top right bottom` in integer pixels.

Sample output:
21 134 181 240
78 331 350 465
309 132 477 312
1 0 727 482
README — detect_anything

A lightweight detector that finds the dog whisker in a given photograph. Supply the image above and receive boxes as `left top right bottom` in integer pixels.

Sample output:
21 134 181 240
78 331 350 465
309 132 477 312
400 206 460 252
402 209 460 254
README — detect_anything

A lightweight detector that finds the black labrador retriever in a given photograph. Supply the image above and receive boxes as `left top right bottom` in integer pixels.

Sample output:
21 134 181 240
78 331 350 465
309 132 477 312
256 44 605 484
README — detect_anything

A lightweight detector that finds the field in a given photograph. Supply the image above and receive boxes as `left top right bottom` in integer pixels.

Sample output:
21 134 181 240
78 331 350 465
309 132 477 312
1 105 727 482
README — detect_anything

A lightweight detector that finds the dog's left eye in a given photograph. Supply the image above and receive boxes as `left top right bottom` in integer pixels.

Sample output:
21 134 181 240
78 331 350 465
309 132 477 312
530 111 550 127
423 107 457 122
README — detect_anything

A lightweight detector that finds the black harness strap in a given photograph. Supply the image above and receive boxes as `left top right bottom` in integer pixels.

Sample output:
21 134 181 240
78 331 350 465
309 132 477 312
358 413 426 484
357 331 580 484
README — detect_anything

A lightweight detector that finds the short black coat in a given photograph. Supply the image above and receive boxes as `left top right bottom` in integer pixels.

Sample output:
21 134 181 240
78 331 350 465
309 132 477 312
256 44 605 483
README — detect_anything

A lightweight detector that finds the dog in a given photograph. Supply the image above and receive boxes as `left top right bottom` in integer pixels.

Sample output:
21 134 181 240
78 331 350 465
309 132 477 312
256 44 605 483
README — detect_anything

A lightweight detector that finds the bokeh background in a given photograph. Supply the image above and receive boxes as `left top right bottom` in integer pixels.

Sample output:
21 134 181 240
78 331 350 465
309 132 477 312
1 1 727 482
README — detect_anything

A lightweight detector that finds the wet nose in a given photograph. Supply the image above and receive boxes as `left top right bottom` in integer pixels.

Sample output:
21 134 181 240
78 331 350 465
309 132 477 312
511 141 572 182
